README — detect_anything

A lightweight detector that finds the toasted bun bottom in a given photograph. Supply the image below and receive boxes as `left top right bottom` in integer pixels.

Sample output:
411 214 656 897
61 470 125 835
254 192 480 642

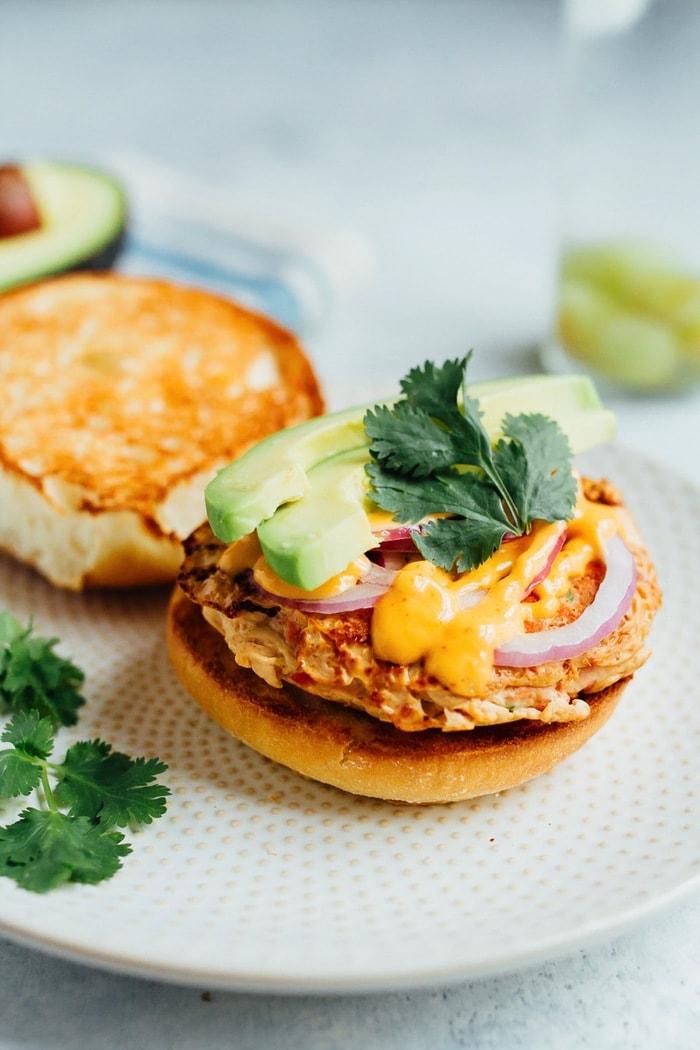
166 587 630 804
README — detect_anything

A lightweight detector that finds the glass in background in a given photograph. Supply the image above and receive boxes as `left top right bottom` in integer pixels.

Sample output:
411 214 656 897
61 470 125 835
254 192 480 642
543 0 700 394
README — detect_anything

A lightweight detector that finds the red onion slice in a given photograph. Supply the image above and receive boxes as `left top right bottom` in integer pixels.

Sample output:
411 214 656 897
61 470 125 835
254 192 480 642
523 527 567 597
250 561 399 614
251 579 391 613
370 548 410 571
371 522 424 552
374 537 417 553
361 562 400 587
494 533 637 667
371 524 417 543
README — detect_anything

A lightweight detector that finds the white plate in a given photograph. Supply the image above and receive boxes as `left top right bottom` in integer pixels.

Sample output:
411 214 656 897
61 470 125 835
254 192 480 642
0 444 698 993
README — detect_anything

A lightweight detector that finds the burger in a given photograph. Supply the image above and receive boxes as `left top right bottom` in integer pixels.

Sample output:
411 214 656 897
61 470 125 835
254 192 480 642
166 356 661 803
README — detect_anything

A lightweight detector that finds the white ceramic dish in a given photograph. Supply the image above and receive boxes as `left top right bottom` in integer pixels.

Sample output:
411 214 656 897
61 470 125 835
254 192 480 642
0 444 697 993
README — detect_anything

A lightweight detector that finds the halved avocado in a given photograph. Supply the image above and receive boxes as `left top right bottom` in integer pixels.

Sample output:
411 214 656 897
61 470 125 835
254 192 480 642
0 161 127 292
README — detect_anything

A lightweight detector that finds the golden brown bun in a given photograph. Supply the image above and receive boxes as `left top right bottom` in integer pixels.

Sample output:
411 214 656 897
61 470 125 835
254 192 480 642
167 586 630 804
0 273 324 589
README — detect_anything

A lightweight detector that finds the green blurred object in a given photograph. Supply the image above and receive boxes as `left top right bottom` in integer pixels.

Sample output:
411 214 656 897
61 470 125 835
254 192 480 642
555 240 700 393
546 0 700 395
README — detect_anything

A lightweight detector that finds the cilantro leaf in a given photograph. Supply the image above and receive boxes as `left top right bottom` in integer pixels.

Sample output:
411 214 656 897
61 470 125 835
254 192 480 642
399 357 466 413
0 612 169 894
0 711 55 798
366 463 512 572
0 808 130 893
493 413 578 525
365 356 495 481
55 740 170 827
2 709 55 758
366 463 505 521
418 516 512 575
0 749 43 798
364 402 458 478
364 355 577 571
0 612 85 726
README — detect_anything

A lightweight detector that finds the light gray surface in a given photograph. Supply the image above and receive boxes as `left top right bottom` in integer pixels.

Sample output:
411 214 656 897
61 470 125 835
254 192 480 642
0 894 699 1050
2 1 700 1047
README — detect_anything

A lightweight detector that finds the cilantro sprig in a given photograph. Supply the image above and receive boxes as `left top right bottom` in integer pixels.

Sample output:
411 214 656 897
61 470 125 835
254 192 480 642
364 355 578 572
0 615 169 893
0 610 85 726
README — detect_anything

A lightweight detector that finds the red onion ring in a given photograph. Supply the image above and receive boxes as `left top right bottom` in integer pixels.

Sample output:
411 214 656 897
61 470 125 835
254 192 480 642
363 563 400 587
371 524 418 543
370 549 410 571
371 523 424 552
249 562 399 614
251 580 391 613
374 537 418 552
523 527 567 597
494 533 637 667
249 523 570 618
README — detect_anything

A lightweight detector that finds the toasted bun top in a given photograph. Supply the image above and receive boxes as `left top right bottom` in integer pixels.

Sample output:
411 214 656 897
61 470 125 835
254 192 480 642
166 586 630 804
0 273 324 532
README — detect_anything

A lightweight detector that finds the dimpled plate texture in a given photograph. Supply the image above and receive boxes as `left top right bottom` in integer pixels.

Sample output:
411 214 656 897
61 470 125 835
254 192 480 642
0 444 698 993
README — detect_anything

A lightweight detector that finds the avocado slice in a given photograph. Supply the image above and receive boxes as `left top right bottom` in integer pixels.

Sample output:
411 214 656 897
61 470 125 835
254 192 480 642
205 404 379 542
205 373 615 546
0 161 127 292
256 446 376 590
469 373 616 454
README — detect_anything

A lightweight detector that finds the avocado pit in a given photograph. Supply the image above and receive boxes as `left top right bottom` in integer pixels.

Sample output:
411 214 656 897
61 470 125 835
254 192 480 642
0 165 42 238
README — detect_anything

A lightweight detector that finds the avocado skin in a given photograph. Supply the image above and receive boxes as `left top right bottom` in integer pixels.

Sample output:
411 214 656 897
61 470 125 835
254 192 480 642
58 224 127 277
0 161 128 293
0 228 128 291
11 222 129 288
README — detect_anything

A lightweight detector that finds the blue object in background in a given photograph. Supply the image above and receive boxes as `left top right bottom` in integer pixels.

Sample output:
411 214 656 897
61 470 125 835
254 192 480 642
124 237 303 331
119 218 334 335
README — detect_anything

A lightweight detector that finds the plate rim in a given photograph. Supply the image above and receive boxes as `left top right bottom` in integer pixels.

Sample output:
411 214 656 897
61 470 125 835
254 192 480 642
1 867 699 994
